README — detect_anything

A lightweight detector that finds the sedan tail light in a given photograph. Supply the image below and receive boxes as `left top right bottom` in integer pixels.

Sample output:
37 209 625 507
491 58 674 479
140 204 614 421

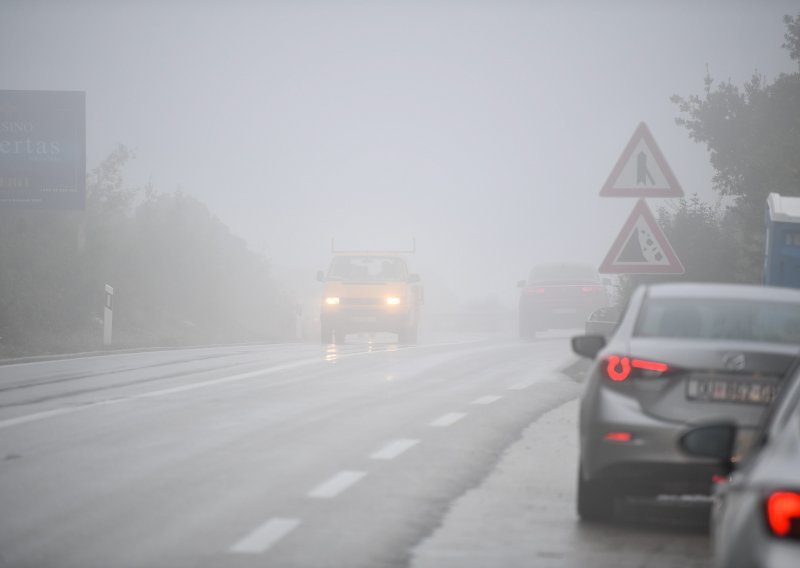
766 491 800 538
522 287 546 295
603 355 671 382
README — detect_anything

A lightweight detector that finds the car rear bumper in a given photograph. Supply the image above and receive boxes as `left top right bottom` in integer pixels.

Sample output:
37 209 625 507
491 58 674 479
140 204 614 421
581 387 740 494
519 299 606 330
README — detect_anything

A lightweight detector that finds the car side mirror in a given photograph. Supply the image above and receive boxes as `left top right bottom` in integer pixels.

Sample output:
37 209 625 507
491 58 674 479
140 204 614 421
517 280 526 288
572 335 606 359
571 335 606 359
408 274 421 283
680 424 737 465
316 270 325 282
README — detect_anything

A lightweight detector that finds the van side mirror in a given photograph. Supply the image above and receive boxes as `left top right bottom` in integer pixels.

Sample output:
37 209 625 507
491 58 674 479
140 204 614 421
571 335 606 359
316 270 325 282
408 274 420 283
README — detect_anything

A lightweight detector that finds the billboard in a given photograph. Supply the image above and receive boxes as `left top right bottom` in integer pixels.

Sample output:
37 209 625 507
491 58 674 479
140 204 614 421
0 90 85 209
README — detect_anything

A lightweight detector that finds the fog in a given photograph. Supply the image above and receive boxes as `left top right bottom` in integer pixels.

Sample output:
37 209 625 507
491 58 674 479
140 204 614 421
3 0 797 315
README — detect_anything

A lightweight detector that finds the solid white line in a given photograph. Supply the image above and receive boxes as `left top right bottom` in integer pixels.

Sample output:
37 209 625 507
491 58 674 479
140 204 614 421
308 471 367 498
230 517 300 554
0 407 83 429
430 412 466 427
370 438 420 460
471 395 503 405
0 339 490 431
508 378 537 390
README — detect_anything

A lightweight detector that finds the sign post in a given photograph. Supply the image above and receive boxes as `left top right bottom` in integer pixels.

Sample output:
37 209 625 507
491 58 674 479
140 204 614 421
103 284 114 347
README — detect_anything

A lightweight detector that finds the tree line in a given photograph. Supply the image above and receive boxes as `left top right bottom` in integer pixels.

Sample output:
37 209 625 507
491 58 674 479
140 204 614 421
0 145 294 358
618 13 800 301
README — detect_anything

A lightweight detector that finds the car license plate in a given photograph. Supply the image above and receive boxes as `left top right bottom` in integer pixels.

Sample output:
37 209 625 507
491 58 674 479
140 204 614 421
686 377 778 405
351 316 377 323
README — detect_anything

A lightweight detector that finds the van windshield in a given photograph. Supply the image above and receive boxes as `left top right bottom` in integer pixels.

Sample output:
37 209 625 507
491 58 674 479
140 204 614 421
327 256 408 282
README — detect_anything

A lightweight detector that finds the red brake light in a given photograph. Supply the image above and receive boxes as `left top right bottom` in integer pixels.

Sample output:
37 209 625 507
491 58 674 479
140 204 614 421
604 431 632 442
766 492 800 538
523 287 546 296
581 286 595 293
607 356 631 381
632 359 669 373
604 356 670 381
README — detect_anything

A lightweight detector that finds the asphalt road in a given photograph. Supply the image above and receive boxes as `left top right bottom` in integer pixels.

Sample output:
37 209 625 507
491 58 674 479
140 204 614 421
0 332 711 568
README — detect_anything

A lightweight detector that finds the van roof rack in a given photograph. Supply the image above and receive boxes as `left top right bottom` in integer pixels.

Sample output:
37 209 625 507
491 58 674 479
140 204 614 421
331 238 415 254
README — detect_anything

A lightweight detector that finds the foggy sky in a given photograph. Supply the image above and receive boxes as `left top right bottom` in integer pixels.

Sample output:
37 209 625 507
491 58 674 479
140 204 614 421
3 0 798 310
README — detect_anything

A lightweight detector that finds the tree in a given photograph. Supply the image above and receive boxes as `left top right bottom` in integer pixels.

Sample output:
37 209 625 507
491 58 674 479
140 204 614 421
671 14 800 282
0 145 292 357
616 195 737 303
670 13 800 282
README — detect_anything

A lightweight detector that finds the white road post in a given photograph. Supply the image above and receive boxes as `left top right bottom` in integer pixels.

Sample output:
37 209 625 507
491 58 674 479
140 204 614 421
295 303 303 340
103 284 114 346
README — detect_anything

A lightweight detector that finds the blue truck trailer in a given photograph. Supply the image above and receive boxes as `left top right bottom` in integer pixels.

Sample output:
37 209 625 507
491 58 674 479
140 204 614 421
764 193 800 287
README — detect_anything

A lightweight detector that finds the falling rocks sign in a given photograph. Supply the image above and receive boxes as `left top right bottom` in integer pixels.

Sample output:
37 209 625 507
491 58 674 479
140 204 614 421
0 90 86 210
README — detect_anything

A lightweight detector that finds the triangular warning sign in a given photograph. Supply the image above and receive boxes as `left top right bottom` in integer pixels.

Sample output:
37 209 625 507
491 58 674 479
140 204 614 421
600 122 684 198
600 199 684 274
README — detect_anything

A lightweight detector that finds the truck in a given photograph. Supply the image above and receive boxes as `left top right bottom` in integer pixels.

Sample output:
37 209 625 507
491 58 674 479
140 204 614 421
317 242 423 345
764 193 800 288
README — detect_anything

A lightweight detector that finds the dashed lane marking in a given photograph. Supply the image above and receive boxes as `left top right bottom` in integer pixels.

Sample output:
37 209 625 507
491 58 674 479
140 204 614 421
508 378 538 390
370 438 420 460
307 471 367 499
430 412 466 427
230 517 300 554
471 395 503 405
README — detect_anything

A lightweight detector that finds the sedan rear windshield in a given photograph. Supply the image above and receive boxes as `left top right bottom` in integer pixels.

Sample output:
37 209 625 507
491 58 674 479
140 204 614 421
635 298 800 345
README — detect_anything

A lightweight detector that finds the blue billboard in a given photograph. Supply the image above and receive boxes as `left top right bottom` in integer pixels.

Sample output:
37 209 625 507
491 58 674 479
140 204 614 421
0 90 85 209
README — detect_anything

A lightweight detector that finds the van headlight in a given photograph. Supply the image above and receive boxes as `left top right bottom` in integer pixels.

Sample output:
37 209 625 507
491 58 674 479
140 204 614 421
386 297 401 305
325 297 340 305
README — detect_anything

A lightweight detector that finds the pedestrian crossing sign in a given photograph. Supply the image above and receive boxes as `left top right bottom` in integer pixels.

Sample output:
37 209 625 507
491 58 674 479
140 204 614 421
599 122 684 198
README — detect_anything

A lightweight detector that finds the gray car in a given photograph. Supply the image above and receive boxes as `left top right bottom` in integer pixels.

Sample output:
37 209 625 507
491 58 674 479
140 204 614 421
703 357 800 567
571 282 800 522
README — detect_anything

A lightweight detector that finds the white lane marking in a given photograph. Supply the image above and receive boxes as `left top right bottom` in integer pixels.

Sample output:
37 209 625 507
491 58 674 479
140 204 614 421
430 412 466 427
0 407 83 429
508 378 538 390
0 363 305 431
471 395 503 405
308 471 367 498
230 517 300 554
0 339 490 430
370 438 420 460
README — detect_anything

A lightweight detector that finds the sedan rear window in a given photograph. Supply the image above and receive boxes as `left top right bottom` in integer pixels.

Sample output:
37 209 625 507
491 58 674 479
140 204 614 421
635 298 800 344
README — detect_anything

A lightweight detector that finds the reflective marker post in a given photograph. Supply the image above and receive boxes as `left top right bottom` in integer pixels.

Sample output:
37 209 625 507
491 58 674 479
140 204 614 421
103 284 114 346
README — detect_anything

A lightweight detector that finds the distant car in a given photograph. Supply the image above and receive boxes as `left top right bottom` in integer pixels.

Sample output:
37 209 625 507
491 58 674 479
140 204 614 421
571 282 800 523
518 263 608 339
584 306 621 337
683 357 800 568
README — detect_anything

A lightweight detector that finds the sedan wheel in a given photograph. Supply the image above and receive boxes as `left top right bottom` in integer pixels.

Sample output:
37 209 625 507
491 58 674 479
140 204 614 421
577 465 614 523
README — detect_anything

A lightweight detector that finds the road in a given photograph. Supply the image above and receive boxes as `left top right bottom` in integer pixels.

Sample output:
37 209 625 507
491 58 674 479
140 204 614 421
0 333 711 568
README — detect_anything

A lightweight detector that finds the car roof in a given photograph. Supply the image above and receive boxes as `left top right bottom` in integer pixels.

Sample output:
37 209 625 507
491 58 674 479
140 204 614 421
332 252 408 258
645 282 800 302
